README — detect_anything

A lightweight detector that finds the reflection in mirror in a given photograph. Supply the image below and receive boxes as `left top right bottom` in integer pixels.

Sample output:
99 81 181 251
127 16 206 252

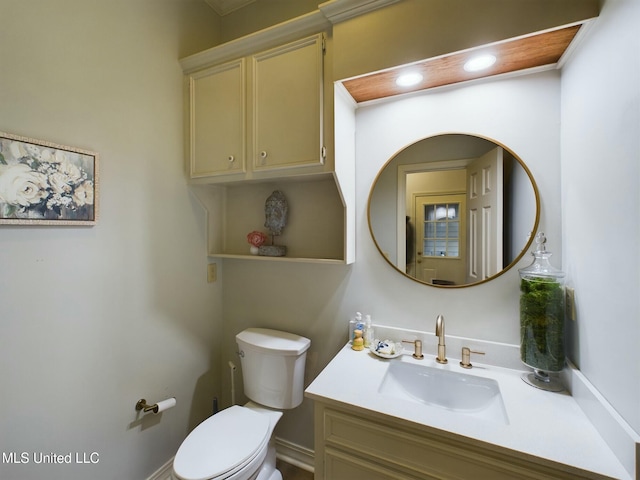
368 134 539 288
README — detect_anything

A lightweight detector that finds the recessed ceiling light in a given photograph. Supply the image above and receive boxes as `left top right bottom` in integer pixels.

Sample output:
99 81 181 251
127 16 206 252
463 54 497 72
396 72 423 87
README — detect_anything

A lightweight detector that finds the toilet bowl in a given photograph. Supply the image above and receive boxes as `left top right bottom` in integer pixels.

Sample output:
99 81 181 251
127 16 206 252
172 328 310 480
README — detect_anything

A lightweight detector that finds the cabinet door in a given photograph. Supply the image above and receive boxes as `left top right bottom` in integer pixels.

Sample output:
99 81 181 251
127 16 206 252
252 34 324 171
189 59 245 178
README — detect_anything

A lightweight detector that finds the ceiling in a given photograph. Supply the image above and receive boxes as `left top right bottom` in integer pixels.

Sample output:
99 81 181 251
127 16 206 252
204 0 256 16
341 24 583 104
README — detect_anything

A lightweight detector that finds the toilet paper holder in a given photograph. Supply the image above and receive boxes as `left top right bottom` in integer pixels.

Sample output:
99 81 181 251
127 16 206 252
136 398 159 413
136 398 175 414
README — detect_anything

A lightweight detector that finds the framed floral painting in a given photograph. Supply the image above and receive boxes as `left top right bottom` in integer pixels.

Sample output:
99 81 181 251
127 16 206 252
0 132 98 225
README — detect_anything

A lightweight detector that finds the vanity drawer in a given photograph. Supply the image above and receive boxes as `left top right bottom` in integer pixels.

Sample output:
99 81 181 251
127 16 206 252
320 406 600 480
324 446 427 480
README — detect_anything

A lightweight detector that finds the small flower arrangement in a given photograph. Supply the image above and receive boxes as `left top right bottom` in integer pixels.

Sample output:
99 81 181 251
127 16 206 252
246 230 267 248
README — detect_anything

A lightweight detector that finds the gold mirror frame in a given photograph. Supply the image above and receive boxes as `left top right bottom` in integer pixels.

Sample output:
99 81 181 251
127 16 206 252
367 133 540 288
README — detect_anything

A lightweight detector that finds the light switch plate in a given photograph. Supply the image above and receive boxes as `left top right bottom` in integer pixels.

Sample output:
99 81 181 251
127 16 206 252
207 263 217 283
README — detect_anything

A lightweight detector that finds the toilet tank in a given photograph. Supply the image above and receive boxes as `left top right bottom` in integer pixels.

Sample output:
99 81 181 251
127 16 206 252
236 328 311 409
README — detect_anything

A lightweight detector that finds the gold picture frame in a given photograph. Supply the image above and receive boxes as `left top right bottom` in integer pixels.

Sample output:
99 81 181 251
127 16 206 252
0 132 98 225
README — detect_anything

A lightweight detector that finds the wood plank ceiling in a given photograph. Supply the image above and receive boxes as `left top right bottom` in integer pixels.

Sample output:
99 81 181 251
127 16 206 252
341 25 582 104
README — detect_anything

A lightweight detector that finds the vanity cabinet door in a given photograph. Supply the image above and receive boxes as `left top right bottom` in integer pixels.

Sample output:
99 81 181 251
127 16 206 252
314 404 601 480
189 59 245 178
252 34 324 171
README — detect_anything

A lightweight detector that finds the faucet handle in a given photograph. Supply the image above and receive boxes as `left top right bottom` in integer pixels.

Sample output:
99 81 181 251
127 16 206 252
402 339 424 359
460 347 485 369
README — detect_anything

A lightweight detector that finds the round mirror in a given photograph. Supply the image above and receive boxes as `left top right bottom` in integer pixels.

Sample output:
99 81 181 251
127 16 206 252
368 133 540 288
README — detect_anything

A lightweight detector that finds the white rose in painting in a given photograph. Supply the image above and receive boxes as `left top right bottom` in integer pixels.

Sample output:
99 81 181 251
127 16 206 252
9 141 28 159
53 150 68 163
38 149 53 162
48 171 73 195
73 180 94 206
58 160 83 183
24 143 54 162
25 144 42 157
0 164 50 206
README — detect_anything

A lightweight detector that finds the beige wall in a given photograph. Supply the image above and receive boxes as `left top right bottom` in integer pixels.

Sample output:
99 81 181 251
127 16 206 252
0 1 222 479
218 0 321 43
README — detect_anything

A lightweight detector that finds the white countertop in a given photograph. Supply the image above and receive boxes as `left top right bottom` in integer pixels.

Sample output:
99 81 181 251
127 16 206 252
305 344 631 479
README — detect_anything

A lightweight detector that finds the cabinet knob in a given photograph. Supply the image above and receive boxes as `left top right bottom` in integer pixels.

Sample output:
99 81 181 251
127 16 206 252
260 151 268 161
228 155 235 163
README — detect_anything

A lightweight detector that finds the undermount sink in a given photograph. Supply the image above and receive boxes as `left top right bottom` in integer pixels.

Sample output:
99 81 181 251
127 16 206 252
379 361 509 425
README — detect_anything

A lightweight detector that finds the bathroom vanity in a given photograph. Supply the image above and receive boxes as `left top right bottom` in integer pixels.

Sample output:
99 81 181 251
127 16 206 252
305 344 630 480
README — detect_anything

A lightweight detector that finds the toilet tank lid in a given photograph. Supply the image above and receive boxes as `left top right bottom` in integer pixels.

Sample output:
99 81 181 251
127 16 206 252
236 328 310 355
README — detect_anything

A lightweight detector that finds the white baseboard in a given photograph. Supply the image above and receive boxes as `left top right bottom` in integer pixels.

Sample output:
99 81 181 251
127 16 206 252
146 439 314 480
147 457 174 480
275 437 315 473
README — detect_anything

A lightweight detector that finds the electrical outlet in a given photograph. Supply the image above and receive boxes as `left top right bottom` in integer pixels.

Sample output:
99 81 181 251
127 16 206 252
207 263 217 283
566 287 576 321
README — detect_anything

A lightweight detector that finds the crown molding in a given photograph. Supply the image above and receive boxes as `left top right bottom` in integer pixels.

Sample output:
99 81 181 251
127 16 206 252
180 10 330 72
180 0 399 72
318 0 400 23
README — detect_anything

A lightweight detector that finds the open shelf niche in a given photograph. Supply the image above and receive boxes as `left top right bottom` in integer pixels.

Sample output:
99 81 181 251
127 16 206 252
190 173 352 265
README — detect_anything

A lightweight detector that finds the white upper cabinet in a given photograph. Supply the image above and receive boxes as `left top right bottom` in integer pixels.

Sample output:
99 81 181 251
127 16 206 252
187 33 326 182
252 34 324 171
189 59 246 178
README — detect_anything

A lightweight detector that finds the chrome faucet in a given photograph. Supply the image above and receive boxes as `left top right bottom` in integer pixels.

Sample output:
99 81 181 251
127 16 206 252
435 315 447 364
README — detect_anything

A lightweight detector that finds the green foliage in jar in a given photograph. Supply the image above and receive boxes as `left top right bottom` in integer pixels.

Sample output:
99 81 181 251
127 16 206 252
520 277 565 372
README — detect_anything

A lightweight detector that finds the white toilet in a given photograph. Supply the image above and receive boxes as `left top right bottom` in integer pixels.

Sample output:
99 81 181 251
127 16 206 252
172 328 311 480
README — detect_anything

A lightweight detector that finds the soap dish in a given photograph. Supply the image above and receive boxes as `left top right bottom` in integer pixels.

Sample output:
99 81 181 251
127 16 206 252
370 339 404 359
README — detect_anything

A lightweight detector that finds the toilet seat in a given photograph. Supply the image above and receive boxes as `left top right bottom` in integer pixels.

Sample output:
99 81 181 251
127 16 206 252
210 434 269 480
173 405 271 480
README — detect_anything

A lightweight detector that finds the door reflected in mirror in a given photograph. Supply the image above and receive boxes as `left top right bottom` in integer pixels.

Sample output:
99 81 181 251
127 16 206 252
368 133 540 288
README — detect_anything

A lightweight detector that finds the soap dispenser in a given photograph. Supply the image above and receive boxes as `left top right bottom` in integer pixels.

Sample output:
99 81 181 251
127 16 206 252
363 315 374 348
518 232 565 391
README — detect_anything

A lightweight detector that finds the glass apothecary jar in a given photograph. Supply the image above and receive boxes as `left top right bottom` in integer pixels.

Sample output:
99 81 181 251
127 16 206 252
519 233 565 391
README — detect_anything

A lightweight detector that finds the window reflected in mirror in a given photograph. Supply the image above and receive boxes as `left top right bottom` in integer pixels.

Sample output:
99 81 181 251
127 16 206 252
423 202 460 257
